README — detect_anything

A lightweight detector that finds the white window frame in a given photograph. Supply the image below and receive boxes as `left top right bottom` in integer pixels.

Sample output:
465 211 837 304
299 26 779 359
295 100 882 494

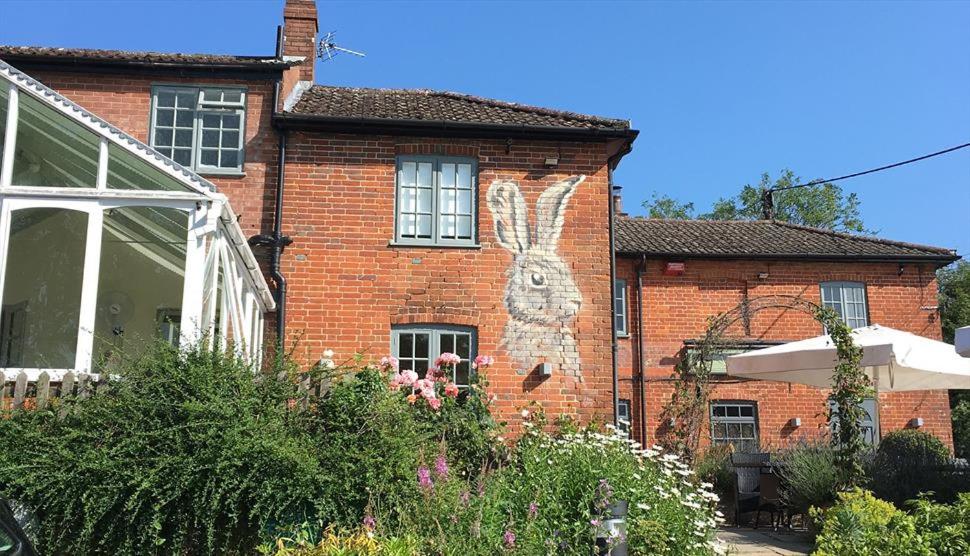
820 281 869 329
149 85 246 175
614 279 628 336
393 155 478 247
390 324 477 388
710 401 760 452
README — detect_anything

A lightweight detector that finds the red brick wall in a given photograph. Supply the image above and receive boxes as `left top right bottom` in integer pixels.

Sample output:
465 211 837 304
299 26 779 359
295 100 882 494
280 134 616 427
616 257 953 451
13 69 281 241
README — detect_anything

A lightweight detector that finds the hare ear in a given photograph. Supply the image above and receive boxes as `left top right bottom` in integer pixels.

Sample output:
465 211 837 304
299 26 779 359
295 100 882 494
487 180 530 253
535 175 585 249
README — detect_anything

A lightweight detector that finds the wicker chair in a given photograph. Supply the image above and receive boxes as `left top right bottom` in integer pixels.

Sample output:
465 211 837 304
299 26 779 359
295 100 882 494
731 452 771 527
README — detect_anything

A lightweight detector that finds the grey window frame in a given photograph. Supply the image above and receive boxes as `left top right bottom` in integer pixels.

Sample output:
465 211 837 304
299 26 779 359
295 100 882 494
820 281 869 329
393 155 478 247
617 398 632 435
710 401 760 453
390 324 477 388
829 398 879 446
148 85 246 175
614 279 628 337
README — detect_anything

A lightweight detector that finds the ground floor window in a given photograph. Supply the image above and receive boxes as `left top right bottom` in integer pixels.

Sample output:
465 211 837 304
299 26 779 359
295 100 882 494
710 401 759 452
391 325 475 388
829 398 878 445
617 399 631 435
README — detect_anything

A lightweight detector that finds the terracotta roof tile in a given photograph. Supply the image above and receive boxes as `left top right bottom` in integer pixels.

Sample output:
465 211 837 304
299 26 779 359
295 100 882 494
286 85 631 131
614 217 958 262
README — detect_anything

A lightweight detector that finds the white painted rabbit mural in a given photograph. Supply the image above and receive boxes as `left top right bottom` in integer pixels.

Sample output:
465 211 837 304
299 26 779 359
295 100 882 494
486 175 585 377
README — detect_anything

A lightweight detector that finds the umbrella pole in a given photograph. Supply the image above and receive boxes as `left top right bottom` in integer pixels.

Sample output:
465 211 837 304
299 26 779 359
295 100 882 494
874 368 882 444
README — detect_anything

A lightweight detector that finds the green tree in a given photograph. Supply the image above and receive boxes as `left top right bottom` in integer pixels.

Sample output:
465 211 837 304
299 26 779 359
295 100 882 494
939 260 970 459
642 169 869 233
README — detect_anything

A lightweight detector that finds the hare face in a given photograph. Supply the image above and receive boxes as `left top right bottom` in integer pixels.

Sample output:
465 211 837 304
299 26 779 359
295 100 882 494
506 251 582 324
487 176 586 326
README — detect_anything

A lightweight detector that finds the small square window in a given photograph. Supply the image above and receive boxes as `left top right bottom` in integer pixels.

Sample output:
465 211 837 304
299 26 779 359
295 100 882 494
614 280 628 336
820 281 868 329
710 402 759 453
150 85 246 174
391 325 476 388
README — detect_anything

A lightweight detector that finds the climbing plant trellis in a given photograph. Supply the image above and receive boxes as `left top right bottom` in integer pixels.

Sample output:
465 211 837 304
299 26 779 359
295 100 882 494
659 294 870 486
0 59 274 384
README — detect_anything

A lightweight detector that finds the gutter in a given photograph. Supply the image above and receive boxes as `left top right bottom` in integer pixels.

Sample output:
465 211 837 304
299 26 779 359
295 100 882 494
606 140 635 427
274 112 640 143
614 252 960 265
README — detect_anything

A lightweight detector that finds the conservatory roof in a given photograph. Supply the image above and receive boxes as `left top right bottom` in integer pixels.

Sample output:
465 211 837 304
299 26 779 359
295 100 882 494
0 58 275 310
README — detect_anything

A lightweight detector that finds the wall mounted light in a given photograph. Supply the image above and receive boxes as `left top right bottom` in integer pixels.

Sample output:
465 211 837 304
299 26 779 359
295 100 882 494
537 362 553 377
758 272 770 280
789 417 802 427
909 417 924 428
543 157 559 168
898 264 906 276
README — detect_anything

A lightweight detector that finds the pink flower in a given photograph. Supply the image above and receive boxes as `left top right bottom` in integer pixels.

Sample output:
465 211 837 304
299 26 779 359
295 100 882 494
503 529 516 548
362 514 376 530
427 397 442 411
528 502 538 518
388 373 403 391
415 378 436 397
444 383 459 398
473 354 494 369
417 465 433 490
434 454 449 478
400 369 418 386
380 356 399 371
434 352 462 368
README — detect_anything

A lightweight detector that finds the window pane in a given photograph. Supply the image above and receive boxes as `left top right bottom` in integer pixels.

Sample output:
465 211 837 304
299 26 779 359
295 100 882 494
455 361 470 386
417 188 432 213
456 216 472 239
220 150 238 168
13 94 99 187
156 91 176 107
440 215 456 238
175 91 196 108
155 108 174 127
457 164 472 188
440 334 455 354
441 189 456 213
417 162 433 187
457 190 472 214
1 208 88 368
174 129 193 147
154 128 173 146
93 207 188 369
107 143 193 191
416 215 432 238
456 334 471 358
173 149 192 166
175 110 194 128
415 333 429 358
441 163 455 188
202 129 220 148
399 333 413 357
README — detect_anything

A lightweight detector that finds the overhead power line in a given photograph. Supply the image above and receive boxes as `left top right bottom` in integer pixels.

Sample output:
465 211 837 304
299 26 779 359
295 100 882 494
761 141 970 219
772 141 970 192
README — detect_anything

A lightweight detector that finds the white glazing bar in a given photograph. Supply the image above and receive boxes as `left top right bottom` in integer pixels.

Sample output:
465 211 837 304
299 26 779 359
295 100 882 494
1 84 18 187
96 138 109 190
179 206 207 347
0 201 11 312
75 207 103 373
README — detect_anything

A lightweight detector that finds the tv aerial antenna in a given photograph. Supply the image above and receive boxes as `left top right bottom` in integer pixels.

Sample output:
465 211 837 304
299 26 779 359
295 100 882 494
317 31 366 62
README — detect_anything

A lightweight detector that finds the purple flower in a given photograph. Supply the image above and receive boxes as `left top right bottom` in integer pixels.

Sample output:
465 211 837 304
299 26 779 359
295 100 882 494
528 502 538 518
434 454 449 478
362 514 376 530
417 465 433 490
460 490 471 507
503 529 516 548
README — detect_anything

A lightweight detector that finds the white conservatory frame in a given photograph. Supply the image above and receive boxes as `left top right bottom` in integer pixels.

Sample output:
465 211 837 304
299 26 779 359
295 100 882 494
0 59 275 380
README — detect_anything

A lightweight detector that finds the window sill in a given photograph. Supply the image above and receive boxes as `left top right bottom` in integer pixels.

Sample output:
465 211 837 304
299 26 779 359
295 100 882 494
387 241 482 250
616 333 630 339
198 170 247 178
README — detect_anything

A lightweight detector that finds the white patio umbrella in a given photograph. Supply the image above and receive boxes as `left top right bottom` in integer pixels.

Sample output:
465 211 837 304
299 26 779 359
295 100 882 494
726 324 970 392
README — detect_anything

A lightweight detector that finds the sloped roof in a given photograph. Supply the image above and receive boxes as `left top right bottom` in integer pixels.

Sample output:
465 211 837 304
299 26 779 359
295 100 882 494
0 45 299 71
284 85 632 133
614 217 959 263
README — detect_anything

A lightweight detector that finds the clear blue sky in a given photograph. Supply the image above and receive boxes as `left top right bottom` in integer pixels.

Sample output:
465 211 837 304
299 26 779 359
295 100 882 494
4 0 968 257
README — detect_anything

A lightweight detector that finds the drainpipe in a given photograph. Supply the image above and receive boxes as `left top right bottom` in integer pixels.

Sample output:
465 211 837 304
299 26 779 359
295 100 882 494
249 35 293 348
607 166 620 427
635 254 648 445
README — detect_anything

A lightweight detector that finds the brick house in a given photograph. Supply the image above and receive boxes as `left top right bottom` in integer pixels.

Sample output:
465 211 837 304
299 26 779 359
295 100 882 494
0 0 960 446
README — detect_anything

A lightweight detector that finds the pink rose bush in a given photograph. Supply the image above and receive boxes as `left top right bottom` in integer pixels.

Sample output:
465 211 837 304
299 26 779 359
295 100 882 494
383 352 493 412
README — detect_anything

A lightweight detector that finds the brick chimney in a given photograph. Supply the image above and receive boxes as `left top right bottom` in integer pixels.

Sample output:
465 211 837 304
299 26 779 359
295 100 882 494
281 0 318 102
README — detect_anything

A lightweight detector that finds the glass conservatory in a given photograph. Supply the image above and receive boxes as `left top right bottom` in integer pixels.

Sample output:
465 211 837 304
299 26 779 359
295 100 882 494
0 60 274 380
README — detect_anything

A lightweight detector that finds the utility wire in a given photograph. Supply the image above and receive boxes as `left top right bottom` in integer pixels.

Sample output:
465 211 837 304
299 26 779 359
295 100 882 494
770 141 970 192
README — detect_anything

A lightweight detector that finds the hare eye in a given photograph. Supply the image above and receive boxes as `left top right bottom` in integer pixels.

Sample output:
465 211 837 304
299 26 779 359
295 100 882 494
530 273 546 287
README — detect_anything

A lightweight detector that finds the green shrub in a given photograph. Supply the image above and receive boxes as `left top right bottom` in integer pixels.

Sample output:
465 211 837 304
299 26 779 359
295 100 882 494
869 429 950 505
811 489 928 556
909 492 970 555
0 343 326 555
778 441 841 514
694 444 734 503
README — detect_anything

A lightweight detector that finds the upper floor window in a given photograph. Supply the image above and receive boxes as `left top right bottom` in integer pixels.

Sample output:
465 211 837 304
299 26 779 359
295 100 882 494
149 86 246 174
391 325 476 388
710 401 759 453
820 281 868 329
614 279 628 336
395 156 477 246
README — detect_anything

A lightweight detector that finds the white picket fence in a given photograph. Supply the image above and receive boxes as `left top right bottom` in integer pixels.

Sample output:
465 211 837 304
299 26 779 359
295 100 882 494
1 371 103 412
